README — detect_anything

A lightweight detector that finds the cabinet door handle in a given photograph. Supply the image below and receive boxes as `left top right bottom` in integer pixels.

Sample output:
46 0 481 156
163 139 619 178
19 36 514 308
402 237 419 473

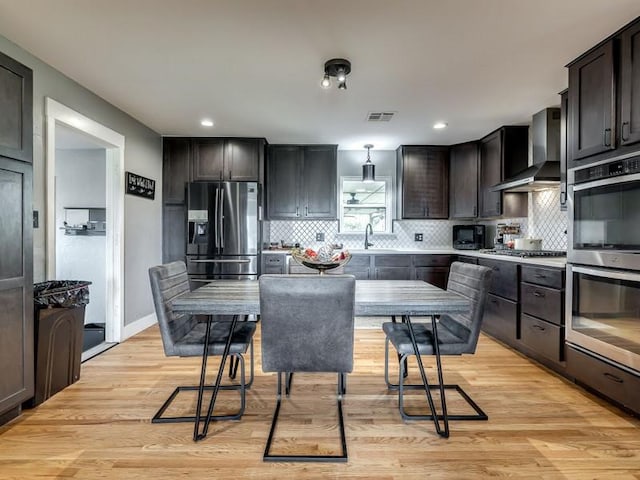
622 122 630 142
495 200 500 212
533 291 545 298
532 324 546 331
305 205 308 216
472 205 477 216
534 274 547 279
296 206 300 217
603 372 624 384
604 128 612 147
229 170 232 179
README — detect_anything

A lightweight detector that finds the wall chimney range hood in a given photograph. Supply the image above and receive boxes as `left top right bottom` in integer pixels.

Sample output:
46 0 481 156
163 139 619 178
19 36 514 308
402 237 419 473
492 108 561 192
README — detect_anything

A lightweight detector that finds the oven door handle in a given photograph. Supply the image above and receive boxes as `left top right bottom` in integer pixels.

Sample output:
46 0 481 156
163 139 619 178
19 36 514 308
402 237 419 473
570 265 640 282
572 171 640 191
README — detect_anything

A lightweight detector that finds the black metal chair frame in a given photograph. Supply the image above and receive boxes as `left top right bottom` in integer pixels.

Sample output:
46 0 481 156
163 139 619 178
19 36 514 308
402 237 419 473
263 371 348 463
384 315 488 439
151 314 255 441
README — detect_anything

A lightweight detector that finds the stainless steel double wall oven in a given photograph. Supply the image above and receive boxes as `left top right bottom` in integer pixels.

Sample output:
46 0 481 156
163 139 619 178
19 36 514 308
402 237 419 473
567 154 640 373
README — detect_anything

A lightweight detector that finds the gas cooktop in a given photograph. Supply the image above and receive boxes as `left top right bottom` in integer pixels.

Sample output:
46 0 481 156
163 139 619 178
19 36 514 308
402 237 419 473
480 249 566 258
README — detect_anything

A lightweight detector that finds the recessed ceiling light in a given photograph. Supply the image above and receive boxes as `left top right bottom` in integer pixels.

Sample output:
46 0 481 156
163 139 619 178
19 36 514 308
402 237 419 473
201 119 214 127
433 122 448 129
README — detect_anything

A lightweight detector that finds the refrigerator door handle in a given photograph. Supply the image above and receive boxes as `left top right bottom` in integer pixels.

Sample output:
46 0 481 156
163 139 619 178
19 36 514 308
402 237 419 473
213 186 220 249
220 186 225 249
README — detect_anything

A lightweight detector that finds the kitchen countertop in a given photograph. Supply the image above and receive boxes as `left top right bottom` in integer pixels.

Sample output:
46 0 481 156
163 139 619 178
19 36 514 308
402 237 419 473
263 248 567 268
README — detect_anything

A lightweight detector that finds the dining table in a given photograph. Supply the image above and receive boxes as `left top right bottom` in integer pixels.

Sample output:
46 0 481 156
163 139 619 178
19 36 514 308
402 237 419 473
171 279 471 440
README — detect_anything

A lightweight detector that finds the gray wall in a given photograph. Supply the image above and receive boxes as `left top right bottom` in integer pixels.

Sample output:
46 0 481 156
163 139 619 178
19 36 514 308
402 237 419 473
0 34 163 329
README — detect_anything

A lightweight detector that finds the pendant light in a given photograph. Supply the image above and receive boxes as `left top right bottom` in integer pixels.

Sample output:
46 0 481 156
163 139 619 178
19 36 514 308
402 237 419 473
362 144 375 182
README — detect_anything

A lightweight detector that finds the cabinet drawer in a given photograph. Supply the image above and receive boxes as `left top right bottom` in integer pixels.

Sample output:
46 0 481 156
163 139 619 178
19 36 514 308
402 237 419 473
520 314 564 363
521 266 564 289
348 255 371 267
482 293 517 344
375 267 412 280
520 282 564 326
478 259 519 301
566 346 640 414
263 255 285 266
374 255 411 267
456 255 478 265
413 255 452 267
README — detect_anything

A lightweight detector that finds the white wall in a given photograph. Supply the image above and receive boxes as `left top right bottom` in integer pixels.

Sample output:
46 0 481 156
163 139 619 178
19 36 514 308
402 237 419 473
0 34 162 330
55 148 107 326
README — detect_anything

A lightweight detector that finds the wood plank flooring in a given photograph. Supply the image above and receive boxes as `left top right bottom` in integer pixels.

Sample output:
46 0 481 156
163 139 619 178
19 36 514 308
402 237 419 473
0 324 639 479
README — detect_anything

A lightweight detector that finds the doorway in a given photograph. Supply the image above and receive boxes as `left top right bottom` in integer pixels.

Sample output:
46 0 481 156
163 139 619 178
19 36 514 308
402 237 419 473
45 98 124 358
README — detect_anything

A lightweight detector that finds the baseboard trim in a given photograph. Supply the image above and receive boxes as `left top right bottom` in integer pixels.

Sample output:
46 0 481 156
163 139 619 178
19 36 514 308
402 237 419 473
122 313 157 340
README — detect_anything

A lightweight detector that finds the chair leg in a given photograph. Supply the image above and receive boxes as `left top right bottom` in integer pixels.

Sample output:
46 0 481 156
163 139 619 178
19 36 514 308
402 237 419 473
384 330 487 422
401 316 449 438
263 372 348 462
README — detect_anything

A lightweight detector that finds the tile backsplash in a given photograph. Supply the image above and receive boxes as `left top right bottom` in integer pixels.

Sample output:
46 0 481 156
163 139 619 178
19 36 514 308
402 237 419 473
267 187 568 251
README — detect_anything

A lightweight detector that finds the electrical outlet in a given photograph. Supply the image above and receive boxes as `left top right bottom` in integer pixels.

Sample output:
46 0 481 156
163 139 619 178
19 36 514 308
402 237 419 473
414 233 423 242
316 232 325 242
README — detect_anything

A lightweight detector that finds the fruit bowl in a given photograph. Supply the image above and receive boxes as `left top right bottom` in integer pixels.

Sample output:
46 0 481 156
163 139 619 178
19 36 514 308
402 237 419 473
291 247 351 273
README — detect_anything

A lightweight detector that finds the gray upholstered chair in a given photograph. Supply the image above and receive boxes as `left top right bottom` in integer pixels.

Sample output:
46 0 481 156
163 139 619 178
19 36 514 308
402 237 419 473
382 261 492 438
259 274 356 462
148 261 255 440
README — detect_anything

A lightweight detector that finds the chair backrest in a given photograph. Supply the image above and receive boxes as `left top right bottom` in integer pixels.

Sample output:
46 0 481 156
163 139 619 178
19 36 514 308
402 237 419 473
148 261 198 357
259 274 356 374
438 262 493 354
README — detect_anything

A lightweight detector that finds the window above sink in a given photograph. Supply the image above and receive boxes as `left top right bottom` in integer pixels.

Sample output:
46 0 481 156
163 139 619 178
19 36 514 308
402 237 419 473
339 176 392 233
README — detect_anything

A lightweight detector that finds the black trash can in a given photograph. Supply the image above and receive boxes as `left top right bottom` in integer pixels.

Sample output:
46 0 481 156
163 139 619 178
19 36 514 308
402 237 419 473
27 280 91 407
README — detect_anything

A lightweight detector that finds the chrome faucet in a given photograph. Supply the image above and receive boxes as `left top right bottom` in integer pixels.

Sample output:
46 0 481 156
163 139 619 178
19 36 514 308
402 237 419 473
364 223 374 249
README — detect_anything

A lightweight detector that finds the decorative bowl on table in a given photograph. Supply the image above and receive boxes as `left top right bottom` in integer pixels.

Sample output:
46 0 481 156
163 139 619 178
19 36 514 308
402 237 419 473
290 245 351 274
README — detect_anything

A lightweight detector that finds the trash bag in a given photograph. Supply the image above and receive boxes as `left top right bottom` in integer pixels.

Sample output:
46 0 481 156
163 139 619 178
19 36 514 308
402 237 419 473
33 280 91 308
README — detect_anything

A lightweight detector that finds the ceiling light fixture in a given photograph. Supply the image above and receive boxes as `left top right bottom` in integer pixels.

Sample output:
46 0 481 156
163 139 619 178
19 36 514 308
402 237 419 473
201 119 214 127
362 144 375 182
433 121 448 129
321 58 351 90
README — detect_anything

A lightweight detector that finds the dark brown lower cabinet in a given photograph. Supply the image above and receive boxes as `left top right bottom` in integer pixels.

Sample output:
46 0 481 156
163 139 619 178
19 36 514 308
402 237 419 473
520 314 564 363
415 267 449 289
566 346 640 414
343 255 371 280
482 293 518 345
28 306 85 407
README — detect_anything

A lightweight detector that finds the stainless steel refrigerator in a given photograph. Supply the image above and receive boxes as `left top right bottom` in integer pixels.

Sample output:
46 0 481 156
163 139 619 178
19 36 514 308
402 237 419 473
186 182 260 285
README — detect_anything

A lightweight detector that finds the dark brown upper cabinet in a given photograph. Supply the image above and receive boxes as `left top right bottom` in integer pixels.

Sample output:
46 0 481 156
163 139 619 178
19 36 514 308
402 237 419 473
449 141 479 219
478 126 529 218
0 51 33 163
162 137 190 204
396 146 449 219
266 145 337 220
620 20 640 147
191 138 264 182
567 17 640 167
559 89 568 211
568 42 615 162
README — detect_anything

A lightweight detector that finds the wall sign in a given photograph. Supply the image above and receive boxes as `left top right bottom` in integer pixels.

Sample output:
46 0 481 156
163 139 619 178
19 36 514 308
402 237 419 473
126 171 155 200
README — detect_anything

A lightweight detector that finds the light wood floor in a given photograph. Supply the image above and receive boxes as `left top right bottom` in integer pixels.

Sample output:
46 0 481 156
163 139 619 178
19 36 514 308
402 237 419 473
1 323 639 479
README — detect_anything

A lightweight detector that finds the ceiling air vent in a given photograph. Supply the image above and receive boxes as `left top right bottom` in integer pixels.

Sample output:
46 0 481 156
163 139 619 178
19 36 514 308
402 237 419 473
366 111 396 122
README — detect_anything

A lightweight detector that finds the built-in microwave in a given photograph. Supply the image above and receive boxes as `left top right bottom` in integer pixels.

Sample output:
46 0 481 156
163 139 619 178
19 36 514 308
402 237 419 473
452 225 485 250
